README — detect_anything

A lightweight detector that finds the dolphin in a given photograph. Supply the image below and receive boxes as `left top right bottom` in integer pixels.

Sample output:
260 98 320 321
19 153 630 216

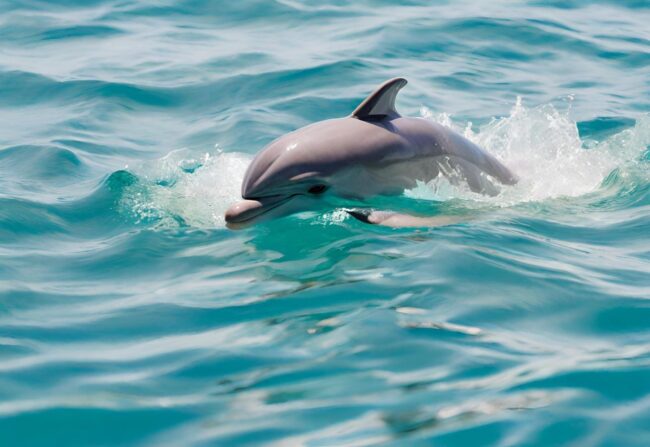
225 78 517 228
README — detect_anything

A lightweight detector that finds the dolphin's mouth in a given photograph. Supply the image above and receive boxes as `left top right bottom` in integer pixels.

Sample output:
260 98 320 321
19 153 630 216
225 195 294 228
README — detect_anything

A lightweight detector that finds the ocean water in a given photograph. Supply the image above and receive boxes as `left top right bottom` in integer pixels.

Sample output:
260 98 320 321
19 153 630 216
1 0 649 445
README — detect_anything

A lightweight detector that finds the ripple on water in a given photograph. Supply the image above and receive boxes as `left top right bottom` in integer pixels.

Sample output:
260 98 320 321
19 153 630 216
0 0 649 445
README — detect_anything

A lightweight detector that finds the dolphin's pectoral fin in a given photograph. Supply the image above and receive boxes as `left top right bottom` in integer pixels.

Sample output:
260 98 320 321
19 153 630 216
346 209 467 228
351 78 407 120
346 209 374 224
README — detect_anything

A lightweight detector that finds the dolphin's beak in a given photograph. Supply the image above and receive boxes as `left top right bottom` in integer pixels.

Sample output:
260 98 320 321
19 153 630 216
225 195 292 229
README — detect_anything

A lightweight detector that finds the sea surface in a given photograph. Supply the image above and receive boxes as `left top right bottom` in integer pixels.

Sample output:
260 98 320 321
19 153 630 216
1 1 649 446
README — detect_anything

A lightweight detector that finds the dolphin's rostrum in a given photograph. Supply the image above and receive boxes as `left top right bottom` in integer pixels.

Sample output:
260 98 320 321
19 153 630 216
225 78 517 228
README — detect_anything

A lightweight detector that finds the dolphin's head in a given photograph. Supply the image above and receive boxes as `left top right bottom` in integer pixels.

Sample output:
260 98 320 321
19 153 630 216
225 120 347 228
225 77 410 229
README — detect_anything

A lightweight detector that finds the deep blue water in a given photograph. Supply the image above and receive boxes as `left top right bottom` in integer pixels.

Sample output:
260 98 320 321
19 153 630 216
1 1 649 445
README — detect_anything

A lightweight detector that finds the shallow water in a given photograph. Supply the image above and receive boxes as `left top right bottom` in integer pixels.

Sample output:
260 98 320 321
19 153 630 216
1 1 649 445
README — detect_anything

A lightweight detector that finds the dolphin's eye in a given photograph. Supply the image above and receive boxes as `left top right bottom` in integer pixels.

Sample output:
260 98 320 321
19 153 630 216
308 184 328 195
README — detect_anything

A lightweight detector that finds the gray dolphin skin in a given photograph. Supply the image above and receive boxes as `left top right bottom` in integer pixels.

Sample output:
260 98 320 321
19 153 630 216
225 78 517 228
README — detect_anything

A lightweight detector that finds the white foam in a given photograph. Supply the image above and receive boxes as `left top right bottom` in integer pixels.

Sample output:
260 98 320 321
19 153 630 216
121 149 251 228
413 99 638 206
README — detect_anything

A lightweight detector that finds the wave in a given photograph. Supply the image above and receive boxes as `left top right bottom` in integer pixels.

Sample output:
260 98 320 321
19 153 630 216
1 2 649 445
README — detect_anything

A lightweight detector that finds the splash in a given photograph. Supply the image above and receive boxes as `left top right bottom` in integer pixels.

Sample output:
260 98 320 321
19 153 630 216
414 100 648 206
119 149 251 228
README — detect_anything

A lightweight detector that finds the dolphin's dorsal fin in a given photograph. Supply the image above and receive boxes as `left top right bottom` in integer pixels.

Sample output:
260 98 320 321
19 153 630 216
351 77 407 120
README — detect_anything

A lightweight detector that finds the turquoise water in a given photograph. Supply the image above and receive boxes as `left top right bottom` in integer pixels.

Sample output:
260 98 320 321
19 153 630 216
1 0 649 445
